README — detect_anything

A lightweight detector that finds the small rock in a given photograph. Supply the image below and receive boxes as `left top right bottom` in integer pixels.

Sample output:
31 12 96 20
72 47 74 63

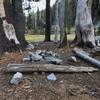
47 73 57 81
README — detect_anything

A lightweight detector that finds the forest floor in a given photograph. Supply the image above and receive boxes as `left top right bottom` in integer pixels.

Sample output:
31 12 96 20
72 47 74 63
0 42 100 100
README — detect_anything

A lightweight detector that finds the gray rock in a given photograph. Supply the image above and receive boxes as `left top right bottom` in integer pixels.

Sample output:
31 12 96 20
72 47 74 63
44 56 62 65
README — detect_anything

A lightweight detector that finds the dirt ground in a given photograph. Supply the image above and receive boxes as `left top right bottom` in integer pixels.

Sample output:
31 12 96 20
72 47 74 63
0 42 100 100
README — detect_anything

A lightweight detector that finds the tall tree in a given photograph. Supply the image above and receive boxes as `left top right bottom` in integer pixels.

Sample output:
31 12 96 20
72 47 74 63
58 0 67 48
4 0 27 48
11 0 28 48
44 0 51 41
92 0 100 23
27 14 33 30
66 0 76 34
37 7 40 29
72 0 96 48
53 0 60 44
0 0 28 53
0 0 13 53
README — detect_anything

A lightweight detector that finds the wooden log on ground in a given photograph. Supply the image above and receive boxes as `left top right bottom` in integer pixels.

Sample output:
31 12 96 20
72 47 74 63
74 48 100 68
6 63 98 73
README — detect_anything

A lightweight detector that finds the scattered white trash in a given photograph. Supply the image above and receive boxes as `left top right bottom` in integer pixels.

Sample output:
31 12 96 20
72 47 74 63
10 72 23 85
23 57 32 62
68 56 77 63
29 52 43 61
47 73 57 81
26 44 34 50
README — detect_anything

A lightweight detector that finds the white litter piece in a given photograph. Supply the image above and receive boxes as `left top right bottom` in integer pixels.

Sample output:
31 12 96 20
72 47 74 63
23 57 32 62
68 56 77 63
47 73 57 81
26 44 34 50
10 72 23 85
36 50 42 55
29 52 43 61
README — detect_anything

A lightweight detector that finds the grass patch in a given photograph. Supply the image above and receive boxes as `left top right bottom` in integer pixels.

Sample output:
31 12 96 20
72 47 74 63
25 34 75 43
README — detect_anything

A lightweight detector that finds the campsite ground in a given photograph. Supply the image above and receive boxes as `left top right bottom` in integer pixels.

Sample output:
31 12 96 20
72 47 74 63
0 35 100 100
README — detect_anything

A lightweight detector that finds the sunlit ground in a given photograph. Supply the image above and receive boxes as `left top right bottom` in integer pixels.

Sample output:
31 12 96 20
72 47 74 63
25 34 75 43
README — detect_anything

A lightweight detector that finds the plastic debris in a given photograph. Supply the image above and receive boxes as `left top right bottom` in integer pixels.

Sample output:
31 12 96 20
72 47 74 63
36 50 42 55
10 72 23 85
23 50 62 64
95 36 100 47
44 56 62 65
47 73 57 81
26 44 34 50
68 56 77 63
29 52 43 61
23 57 32 62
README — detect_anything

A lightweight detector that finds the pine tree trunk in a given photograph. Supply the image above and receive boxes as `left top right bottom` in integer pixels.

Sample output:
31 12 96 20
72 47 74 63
54 1 59 44
44 0 51 42
73 0 96 48
58 0 67 48
4 0 28 48
0 0 13 53
12 0 28 49
0 0 28 53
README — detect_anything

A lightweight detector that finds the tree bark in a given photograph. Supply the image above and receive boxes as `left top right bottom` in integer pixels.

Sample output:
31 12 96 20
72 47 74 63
44 0 51 42
3 0 28 50
0 17 11 53
0 0 15 53
54 1 59 44
12 0 28 49
73 0 96 48
58 0 67 48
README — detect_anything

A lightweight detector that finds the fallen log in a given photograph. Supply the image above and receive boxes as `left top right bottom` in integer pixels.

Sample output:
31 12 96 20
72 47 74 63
74 48 100 68
6 63 98 73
